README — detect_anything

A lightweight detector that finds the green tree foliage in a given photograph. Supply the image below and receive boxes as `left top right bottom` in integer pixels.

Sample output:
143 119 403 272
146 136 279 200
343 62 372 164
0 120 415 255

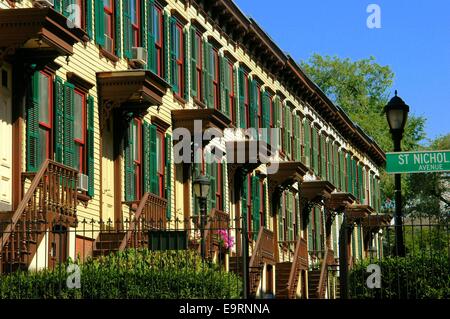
405 134 450 218
301 54 426 202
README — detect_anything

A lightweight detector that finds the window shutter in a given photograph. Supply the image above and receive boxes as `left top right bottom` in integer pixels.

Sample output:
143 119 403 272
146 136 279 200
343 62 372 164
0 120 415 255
315 206 321 252
203 42 214 108
94 0 105 46
219 55 226 114
232 65 239 127
303 119 311 167
241 176 248 229
221 162 227 213
357 224 363 258
114 0 122 57
26 72 41 172
86 0 93 38
278 197 284 241
54 76 64 163
238 67 246 128
293 114 301 161
327 140 333 182
206 154 216 213
262 182 267 227
54 0 62 12
147 0 156 72
307 208 313 251
63 82 75 168
149 124 158 195
183 28 189 101
62 0 75 17
142 122 151 194
261 91 271 144
124 122 136 201
189 26 197 98
295 194 301 238
339 150 345 191
87 95 95 197
346 153 352 194
165 134 172 219
273 96 282 151
163 11 170 82
169 17 178 93
287 193 294 241
283 105 292 158
251 175 260 240
123 0 132 59
312 127 318 175
320 135 326 179
333 144 339 187
201 38 208 106
248 79 258 129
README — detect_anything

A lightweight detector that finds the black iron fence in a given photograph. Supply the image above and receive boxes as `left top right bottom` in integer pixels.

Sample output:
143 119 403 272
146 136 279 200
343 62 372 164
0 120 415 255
0 215 246 299
342 214 449 299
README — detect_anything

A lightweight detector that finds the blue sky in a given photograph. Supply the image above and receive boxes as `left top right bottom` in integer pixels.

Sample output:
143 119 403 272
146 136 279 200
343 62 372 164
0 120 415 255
234 0 450 143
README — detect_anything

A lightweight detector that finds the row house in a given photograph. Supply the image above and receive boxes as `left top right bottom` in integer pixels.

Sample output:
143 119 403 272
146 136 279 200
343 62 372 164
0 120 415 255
0 0 388 298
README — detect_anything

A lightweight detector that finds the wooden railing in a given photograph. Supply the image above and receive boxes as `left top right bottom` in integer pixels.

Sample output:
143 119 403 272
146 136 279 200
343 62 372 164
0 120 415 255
119 192 167 251
248 227 275 295
317 248 335 299
0 160 78 272
201 209 229 256
287 237 308 299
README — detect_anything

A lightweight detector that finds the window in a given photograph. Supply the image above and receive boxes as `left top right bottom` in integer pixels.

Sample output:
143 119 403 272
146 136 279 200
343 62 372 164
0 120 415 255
37 71 53 165
151 3 164 76
130 0 140 47
212 48 220 109
103 0 114 53
170 19 184 96
195 31 203 101
227 60 236 125
73 90 86 173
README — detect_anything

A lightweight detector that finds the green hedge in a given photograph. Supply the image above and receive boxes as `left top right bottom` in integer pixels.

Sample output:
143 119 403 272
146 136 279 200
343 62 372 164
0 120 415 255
0 249 242 299
349 255 450 299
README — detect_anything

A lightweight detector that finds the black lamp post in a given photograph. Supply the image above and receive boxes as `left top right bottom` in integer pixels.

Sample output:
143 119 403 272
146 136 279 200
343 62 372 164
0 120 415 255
193 174 211 259
384 90 409 257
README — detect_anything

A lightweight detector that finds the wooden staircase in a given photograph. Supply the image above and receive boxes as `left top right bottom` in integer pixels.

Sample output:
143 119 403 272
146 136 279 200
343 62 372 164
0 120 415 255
276 237 308 299
307 248 335 299
229 227 275 297
0 160 78 273
92 192 167 257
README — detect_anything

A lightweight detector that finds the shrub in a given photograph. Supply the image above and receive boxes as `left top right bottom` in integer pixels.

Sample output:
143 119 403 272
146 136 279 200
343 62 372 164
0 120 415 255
349 255 450 299
0 249 242 299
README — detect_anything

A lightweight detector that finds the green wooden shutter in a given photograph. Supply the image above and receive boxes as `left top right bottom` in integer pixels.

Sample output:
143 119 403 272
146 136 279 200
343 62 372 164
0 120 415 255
62 0 75 17
147 0 156 72
333 144 339 187
94 0 105 46
86 0 93 38
249 79 258 129
219 55 226 114
149 124 158 195
123 0 132 59
339 150 345 191
169 17 178 92
251 175 260 240
312 127 318 175
352 158 357 199
304 119 311 168
286 108 292 158
183 28 189 101
63 82 75 168
163 11 170 82
221 161 227 213
241 175 248 229
357 224 363 258
114 0 122 57
262 182 267 227
54 0 62 12
293 114 300 161
232 65 239 127
320 135 326 179
327 140 333 182
273 96 281 150
346 153 352 194
314 206 321 252
165 134 172 219
238 67 246 128
142 122 151 194
307 208 313 251
261 91 270 144
206 154 216 213
124 122 136 201
278 197 284 241
54 76 64 163
189 26 197 98
26 72 41 172
203 42 214 108
287 193 294 241
87 95 95 197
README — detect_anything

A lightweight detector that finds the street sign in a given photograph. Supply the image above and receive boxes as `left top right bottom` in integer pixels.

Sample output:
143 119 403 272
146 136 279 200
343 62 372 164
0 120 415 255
386 150 450 174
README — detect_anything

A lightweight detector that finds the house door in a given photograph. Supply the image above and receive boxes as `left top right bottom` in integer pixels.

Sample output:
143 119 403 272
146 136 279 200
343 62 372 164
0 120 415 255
49 225 68 268
0 64 12 211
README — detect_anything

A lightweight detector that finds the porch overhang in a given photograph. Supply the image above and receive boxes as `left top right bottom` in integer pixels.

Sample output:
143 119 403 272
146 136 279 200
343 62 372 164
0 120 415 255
345 204 375 223
362 214 392 230
267 161 309 195
225 139 271 178
0 8 84 64
171 108 231 141
96 70 170 128
300 180 336 204
326 192 356 213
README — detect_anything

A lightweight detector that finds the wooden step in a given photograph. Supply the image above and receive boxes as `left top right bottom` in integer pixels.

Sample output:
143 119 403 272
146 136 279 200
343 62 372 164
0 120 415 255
95 240 122 250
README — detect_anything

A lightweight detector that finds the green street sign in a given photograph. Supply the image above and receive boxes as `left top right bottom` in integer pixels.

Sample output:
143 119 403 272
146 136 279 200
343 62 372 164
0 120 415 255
386 150 450 174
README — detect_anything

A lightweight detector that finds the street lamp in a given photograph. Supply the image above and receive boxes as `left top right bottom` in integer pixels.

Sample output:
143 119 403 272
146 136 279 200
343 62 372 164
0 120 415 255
384 90 409 257
193 174 210 259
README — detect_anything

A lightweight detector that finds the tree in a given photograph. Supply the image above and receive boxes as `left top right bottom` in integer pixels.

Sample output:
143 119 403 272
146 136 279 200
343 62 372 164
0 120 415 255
300 54 426 203
405 134 450 219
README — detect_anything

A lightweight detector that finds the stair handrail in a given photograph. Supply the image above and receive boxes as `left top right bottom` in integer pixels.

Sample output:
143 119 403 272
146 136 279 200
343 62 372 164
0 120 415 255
119 192 168 251
0 159 78 254
317 248 334 298
287 237 307 298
